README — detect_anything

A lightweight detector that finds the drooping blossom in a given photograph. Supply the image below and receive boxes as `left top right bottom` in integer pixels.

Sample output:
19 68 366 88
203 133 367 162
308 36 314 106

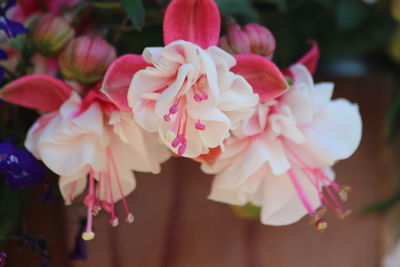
203 64 362 229
0 74 170 240
0 141 46 190
0 0 28 38
102 0 288 158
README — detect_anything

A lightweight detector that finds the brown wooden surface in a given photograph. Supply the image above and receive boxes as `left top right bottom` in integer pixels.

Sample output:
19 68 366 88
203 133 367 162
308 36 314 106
5 74 393 267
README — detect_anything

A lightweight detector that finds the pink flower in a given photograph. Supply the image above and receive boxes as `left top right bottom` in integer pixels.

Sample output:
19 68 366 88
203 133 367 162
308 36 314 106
203 64 362 229
0 75 170 239
102 0 289 158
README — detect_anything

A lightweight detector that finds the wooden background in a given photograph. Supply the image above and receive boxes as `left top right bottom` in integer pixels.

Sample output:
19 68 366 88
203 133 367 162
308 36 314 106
5 73 394 267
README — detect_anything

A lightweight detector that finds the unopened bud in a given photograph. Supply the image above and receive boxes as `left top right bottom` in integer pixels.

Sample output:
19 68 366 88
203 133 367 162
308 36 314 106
30 14 75 58
219 23 276 59
59 36 116 86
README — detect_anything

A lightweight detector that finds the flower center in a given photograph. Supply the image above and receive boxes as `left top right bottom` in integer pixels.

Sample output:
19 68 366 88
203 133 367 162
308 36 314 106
163 75 208 156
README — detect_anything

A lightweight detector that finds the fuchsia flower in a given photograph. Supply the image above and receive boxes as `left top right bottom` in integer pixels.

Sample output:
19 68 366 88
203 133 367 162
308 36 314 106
0 75 170 240
203 60 362 229
102 0 288 158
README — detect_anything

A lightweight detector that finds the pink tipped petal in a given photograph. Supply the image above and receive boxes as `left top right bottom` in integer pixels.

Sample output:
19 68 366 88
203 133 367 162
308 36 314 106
232 54 288 102
0 74 72 113
102 54 150 111
163 0 221 48
297 41 319 75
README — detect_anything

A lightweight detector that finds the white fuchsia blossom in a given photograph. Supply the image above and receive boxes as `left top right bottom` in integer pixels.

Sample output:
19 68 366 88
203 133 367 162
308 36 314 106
0 75 170 240
203 64 362 229
128 40 259 157
102 0 288 159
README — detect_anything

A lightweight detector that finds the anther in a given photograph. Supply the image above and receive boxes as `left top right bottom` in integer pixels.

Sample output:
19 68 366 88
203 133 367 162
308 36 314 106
126 213 134 223
195 122 206 130
315 218 328 232
339 185 352 202
169 104 178 114
194 94 202 102
172 137 182 148
163 114 171 121
82 231 95 241
178 142 187 156
109 217 119 227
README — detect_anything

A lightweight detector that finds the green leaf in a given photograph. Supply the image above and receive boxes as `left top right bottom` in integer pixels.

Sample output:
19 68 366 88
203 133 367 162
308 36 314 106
216 0 258 21
121 0 145 31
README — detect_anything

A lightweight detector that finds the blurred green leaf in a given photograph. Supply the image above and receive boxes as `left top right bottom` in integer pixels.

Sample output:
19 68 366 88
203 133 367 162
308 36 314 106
121 0 145 31
336 0 369 31
216 0 258 21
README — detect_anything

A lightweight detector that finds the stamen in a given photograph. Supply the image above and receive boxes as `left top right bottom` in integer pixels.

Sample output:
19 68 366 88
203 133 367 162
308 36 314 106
82 170 95 241
195 120 206 131
315 218 328 232
288 168 315 216
106 160 118 227
108 148 134 224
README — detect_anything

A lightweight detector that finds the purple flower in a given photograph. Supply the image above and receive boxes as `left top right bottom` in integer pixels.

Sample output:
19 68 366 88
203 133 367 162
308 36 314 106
0 252 6 267
68 219 88 261
0 141 46 190
0 0 28 38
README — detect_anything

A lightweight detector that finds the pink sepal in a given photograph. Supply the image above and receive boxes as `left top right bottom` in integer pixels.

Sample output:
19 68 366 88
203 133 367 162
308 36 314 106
0 74 72 113
163 0 221 48
102 54 150 112
284 41 319 77
232 54 288 103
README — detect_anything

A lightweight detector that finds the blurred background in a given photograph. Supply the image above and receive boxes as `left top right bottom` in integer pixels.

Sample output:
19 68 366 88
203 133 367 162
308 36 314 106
2 0 400 266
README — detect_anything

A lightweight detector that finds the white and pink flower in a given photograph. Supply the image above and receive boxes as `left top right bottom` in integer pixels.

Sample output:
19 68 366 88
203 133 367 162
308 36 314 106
102 0 289 158
0 75 170 239
203 64 362 229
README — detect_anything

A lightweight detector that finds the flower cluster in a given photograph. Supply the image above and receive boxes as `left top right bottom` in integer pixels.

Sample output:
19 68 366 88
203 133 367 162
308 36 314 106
0 0 362 241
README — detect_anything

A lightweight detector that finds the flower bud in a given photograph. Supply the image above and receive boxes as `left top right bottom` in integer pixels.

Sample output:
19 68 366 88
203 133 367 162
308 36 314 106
30 14 75 58
219 23 276 59
59 36 116 86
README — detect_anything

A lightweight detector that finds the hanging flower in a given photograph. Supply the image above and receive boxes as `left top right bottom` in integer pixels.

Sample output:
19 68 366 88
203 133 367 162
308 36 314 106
102 0 289 158
203 64 362 230
0 0 28 38
0 141 46 190
0 74 170 240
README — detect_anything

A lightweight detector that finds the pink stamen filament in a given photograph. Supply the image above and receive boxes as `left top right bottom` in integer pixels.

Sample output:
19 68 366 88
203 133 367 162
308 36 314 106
108 148 134 223
82 170 95 240
288 168 315 216
106 160 118 226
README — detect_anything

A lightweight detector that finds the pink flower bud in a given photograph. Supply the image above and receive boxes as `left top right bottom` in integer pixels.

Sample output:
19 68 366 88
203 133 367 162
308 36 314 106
30 14 75 58
219 23 276 59
59 36 116 86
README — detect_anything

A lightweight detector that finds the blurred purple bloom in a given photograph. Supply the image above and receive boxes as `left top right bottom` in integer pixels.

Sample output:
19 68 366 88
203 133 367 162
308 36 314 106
68 219 88 261
0 141 46 190
0 252 6 267
0 0 28 38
